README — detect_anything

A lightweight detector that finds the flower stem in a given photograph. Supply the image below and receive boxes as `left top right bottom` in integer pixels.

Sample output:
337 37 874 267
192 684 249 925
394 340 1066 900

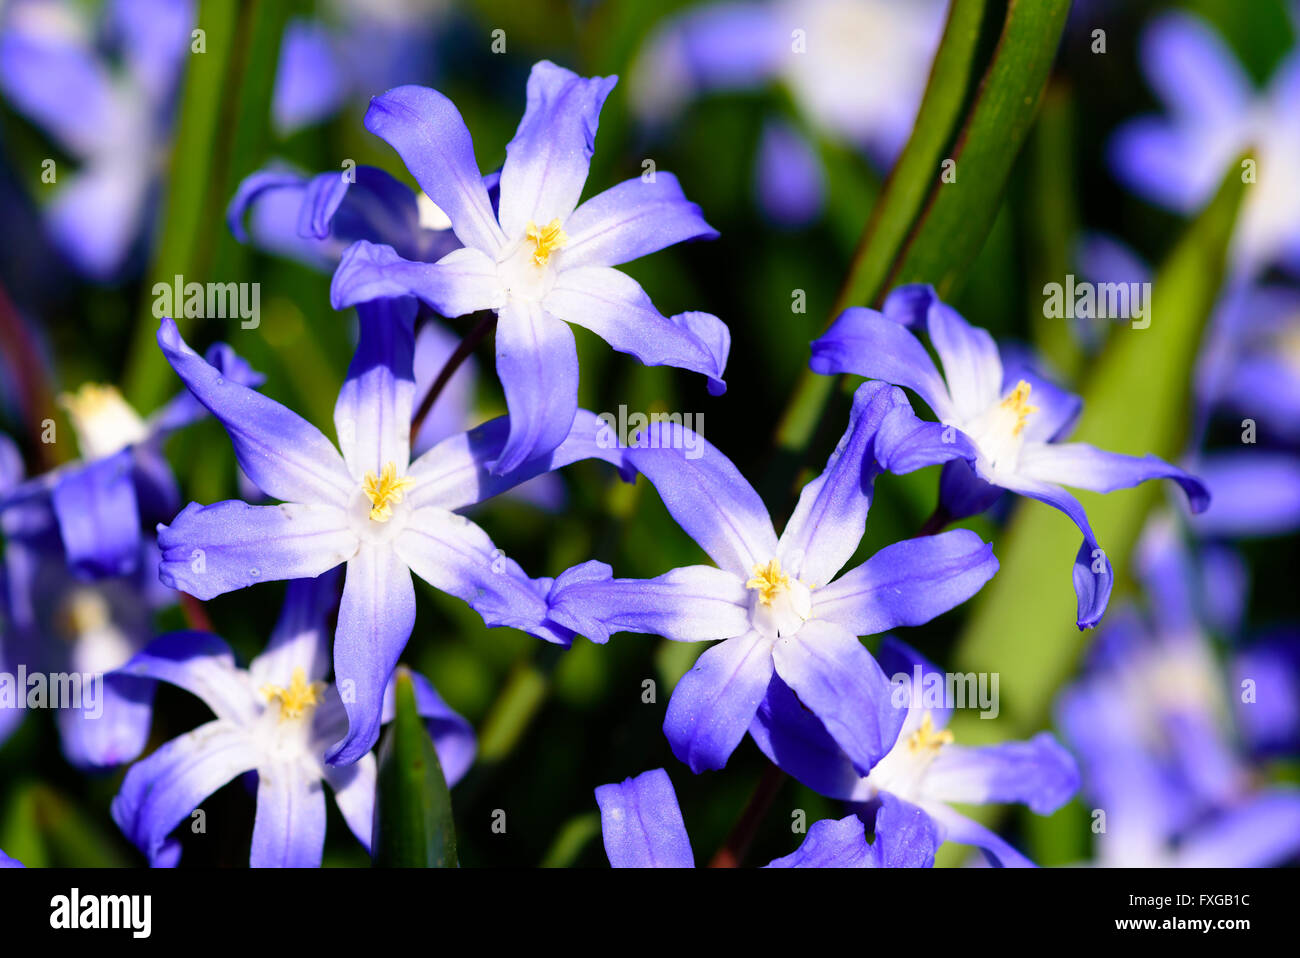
708 761 787 868
409 310 498 446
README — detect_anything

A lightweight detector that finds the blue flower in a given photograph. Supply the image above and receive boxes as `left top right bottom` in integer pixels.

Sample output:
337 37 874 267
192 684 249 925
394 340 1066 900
1 501 174 767
595 767 937 868
810 283 1211 629
0 0 194 278
0 342 262 580
1108 10 1300 279
549 380 997 773
109 571 474 867
329 60 730 474
153 305 631 765
227 162 463 274
751 638 1079 867
0 849 22 867
1058 516 1300 867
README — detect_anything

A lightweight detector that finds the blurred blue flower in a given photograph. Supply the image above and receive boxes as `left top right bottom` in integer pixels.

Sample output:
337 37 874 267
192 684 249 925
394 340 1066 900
329 60 730 474
1109 10 1300 279
0 848 22 867
110 571 474 867
750 637 1078 867
596 767 938 868
811 283 1210 629
153 307 631 765
0 342 262 580
0 0 193 279
549 379 997 774
629 0 946 223
1058 516 1300 867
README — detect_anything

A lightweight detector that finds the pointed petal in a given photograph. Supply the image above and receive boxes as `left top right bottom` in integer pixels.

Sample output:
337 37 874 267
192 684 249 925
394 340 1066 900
771 620 904 777
925 302 1003 422
561 172 718 268
329 241 504 317
157 500 355 601
51 450 140 579
380 670 477 786
812 531 998 637
334 298 417 479
157 318 353 506
363 85 506 253
110 630 259 723
546 563 750 645
544 267 728 391
924 803 1037 867
492 300 580 475
323 754 377 853
250 762 327 868
111 720 261 867
498 61 617 237
1018 442 1210 512
326 544 416 766
664 631 774 773
809 307 955 421
249 568 343 688
923 732 1079 814
624 421 777 577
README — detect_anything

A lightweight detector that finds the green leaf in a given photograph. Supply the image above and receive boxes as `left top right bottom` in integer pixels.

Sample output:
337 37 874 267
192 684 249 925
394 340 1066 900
372 669 459 867
770 0 1071 490
952 154 1250 735
123 0 291 411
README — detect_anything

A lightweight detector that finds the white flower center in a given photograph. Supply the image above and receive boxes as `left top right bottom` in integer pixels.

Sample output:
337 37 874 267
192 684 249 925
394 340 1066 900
59 383 149 460
962 379 1039 477
863 711 953 803
495 219 567 302
745 558 812 638
348 461 414 543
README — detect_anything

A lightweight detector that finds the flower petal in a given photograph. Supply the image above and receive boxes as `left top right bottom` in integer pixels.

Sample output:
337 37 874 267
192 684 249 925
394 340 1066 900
625 421 778 577
51 450 140 579
925 302 1003 423
771 619 904 777
561 172 718 268
923 732 1079 814
749 674 868 801
498 61 617 238
492 299 580 475
327 544 416 766
329 241 504 317
334 298 417 479
363 85 506 253
406 409 633 512
1176 789 1300 868
110 630 259 724
923 803 1037 868
157 318 353 506
764 815 871 868
595 768 694 868
250 761 327 868
869 793 941 868
809 307 955 421
323 754 377 853
111 719 260 867
546 563 750 645
157 500 355 601
249 568 343 689
395 507 569 645
544 267 729 391
664 631 774 773
812 531 998 637
1017 442 1210 513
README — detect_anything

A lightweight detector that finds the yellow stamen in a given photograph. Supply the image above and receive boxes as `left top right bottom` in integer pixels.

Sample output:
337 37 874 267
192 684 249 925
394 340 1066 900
59 590 112 639
525 218 568 267
746 559 790 606
261 667 325 721
999 380 1039 437
362 461 415 522
907 712 954 755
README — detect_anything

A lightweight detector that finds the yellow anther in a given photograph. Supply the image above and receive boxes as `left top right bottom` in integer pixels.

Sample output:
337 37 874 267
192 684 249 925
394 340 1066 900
746 559 791 606
60 590 112 639
362 461 415 522
907 712 954 755
525 218 568 267
261 667 325 721
999 380 1039 437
